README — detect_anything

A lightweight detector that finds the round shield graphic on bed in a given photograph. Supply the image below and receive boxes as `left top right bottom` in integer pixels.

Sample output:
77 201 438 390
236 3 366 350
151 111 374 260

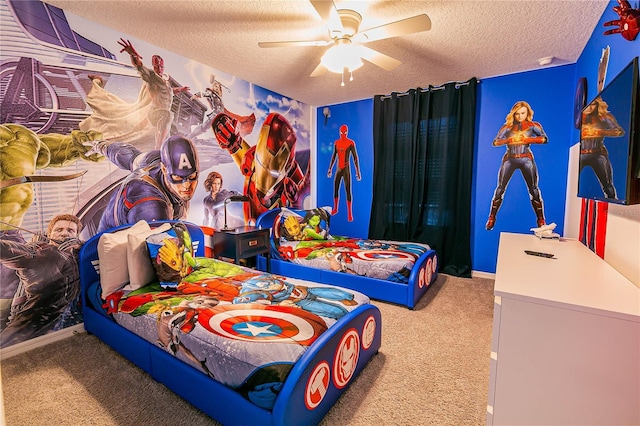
198 303 328 346
352 250 416 261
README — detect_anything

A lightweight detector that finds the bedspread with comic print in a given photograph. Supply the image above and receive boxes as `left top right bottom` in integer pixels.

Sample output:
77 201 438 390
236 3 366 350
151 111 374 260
276 238 431 283
95 258 369 410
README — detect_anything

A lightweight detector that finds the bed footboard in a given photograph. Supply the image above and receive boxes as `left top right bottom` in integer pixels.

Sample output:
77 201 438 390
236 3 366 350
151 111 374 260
272 303 382 425
407 249 438 309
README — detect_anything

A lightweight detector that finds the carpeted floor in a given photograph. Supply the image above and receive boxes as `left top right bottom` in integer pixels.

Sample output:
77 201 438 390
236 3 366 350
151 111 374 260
1 274 495 426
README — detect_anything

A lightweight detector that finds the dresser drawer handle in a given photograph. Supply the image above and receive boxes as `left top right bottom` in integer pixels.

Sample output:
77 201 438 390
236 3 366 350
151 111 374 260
249 240 258 246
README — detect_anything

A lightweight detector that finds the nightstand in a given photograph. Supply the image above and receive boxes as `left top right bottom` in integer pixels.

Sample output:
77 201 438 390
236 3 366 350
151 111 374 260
212 226 271 271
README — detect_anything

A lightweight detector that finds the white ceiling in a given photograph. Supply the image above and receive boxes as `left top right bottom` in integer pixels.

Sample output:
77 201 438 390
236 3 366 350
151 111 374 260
45 0 610 107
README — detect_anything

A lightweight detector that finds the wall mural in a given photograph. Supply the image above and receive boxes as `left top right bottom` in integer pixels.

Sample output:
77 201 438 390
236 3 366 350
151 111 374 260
0 0 311 348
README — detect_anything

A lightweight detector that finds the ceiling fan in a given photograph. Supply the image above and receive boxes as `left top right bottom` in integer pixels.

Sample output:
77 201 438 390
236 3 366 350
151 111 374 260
258 0 431 83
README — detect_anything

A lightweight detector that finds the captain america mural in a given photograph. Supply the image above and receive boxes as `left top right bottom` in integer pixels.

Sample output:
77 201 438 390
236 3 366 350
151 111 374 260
0 0 311 348
91 135 200 233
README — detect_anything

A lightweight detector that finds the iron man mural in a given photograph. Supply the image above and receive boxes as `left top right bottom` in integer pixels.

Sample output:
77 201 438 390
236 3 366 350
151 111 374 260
212 112 309 225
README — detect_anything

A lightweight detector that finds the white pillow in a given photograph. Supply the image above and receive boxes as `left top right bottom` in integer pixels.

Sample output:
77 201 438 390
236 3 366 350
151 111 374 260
125 223 172 291
97 220 151 299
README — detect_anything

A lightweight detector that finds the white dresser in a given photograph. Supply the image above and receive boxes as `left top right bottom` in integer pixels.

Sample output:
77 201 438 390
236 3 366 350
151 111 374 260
487 232 640 425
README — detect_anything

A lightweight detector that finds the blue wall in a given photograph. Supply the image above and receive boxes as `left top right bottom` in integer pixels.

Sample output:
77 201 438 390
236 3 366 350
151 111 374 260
573 1 639 141
472 65 575 272
316 100 373 238
316 1 636 274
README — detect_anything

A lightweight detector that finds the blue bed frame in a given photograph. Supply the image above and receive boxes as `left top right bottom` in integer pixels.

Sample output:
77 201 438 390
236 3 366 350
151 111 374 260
78 220 382 426
255 208 439 309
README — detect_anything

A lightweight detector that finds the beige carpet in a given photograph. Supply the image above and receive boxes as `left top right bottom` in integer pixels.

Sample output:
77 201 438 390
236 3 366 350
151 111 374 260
1 274 495 426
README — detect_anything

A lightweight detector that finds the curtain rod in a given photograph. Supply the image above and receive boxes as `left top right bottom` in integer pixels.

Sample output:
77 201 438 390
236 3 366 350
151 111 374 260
379 78 480 99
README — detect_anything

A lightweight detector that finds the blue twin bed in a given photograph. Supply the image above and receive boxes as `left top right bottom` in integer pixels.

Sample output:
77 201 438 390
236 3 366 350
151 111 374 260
78 220 381 426
256 207 439 309
78 206 438 424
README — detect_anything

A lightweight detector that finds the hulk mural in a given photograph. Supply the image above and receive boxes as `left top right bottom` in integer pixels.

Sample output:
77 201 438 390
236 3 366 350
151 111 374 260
0 125 103 335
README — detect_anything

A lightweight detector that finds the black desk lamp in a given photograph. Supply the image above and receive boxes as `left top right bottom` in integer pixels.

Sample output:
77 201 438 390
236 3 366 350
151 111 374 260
223 195 250 230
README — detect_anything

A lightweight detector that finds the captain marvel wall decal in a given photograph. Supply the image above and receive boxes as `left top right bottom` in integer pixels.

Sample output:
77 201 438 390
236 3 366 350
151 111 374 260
485 101 549 231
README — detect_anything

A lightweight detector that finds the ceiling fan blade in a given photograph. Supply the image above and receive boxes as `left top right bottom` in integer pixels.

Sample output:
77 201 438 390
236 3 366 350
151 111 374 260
355 46 401 71
310 0 343 35
356 14 431 43
310 62 328 77
259 40 332 48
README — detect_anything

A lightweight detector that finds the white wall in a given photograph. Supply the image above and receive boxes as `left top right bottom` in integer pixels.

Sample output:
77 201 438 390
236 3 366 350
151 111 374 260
564 144 640 288
605 204 640 286
566 0 640 289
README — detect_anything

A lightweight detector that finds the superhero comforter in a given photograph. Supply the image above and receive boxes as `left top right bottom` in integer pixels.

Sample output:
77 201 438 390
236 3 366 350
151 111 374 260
91 257 369 410
275 238 432 283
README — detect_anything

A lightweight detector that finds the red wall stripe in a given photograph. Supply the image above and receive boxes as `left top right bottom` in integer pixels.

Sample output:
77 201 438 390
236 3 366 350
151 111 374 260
594 202 608 258
579 199 608 259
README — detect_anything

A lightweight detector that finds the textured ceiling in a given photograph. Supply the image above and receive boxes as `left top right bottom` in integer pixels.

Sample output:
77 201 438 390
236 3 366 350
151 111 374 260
45 0 610 107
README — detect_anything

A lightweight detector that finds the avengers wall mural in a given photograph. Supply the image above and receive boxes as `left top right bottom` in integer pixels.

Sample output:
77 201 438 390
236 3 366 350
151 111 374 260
0 0 311 348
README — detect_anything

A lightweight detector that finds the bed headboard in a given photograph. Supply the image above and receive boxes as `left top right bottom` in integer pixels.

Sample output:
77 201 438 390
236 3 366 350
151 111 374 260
256 207 333 243
78 220 205 292
255 208 283 231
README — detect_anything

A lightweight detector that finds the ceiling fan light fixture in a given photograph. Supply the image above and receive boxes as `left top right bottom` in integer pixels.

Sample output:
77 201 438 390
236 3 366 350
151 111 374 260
263 3 432 81
321 43 364 74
